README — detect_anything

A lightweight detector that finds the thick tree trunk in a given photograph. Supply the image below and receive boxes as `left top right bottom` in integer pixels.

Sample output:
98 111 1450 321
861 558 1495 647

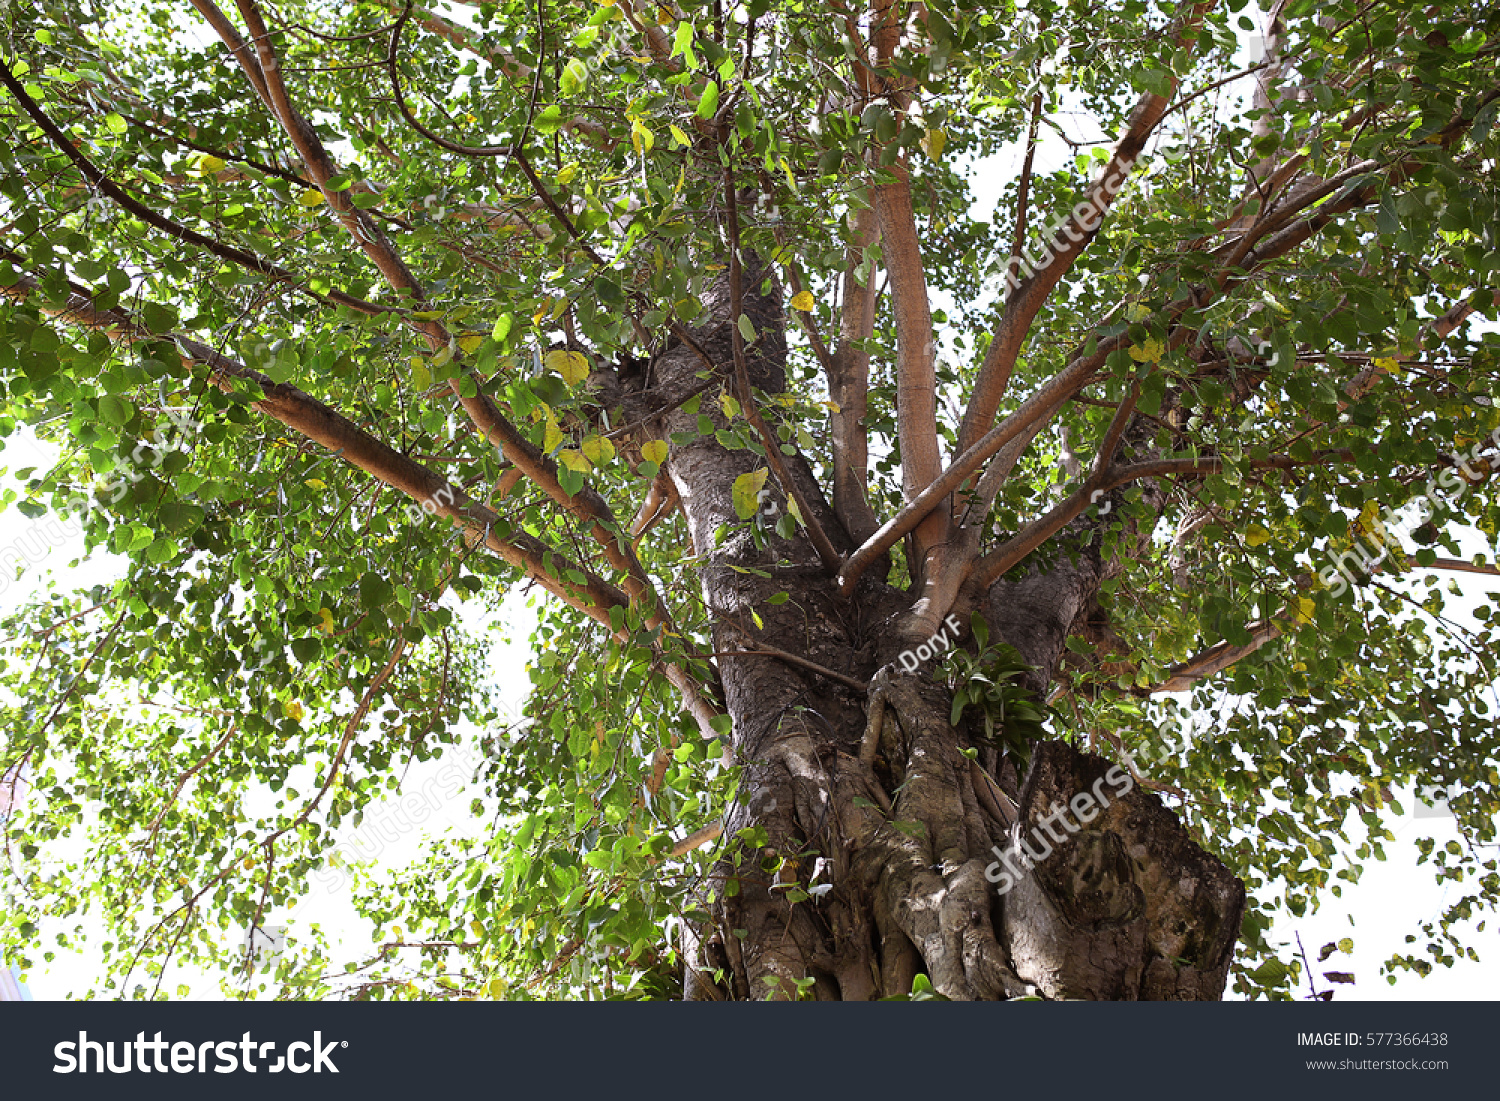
637 258 1244 1001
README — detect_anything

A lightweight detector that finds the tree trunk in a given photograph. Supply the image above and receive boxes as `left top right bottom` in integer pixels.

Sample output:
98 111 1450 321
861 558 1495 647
635 258 1245 1001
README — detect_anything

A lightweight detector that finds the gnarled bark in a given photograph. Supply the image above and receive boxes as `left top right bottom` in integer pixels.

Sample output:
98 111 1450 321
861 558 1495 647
656 259 1246 1002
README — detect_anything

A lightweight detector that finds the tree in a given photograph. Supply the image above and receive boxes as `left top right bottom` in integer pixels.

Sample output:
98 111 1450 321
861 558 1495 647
0 0 1497 1002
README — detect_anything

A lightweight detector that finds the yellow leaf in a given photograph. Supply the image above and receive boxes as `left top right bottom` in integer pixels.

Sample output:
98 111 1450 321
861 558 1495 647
1372 355 1402 376
458 333 484 354
790 290 816 311
668 124 690 148
285 700 305 722
922 127 947 160
641 439 669 465
544 349 591 385
1128 337 1164 363
631 119 655 155
720 392 741 419
1125 303 1152 322
1356 501 1383 535
196 154 226 175
580 434 615 465
488 978 507 998
304 478 327 490
1244 524 1271 547
733 468 769 519
558 449 591 472
543 415 563 454
555 162 579 186
317 608 335 634
1293 597 1315 624
296 189 325 208
410 360 431 390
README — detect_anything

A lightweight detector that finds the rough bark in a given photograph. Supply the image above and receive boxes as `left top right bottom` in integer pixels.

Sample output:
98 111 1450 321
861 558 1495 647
649 261 1246 1001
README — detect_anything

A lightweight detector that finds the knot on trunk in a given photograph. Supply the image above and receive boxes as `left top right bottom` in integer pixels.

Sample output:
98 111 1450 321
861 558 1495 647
1000 740 1245 1000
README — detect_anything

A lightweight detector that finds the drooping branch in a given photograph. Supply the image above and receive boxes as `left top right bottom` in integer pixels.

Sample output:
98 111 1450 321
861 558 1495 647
202 0 667 623
5 255 727 741
386 7 515 157
0 263 629 622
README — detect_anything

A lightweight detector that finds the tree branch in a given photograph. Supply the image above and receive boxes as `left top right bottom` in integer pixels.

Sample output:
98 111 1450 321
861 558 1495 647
954 0 1219 458
0 58 389 317
827 205 882 543
965 451 1356 594
721 171 842 573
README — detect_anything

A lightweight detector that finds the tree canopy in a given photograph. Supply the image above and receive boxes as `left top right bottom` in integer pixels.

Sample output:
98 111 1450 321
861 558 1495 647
1 0 1498 1000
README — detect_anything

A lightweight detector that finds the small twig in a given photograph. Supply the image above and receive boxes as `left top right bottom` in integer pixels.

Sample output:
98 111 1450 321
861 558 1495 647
703 646 868 694
719 161 844 574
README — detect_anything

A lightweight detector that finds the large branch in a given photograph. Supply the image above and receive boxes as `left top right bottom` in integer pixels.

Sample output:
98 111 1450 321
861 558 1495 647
840 85 1477 600
3 259 726 741
828 205 882 543
837 327 1133 595
863 0 944 571
208 1 729 738
954 0 1218 458
965 451 1356 594
0 263 624 620
873 157 944 557
202 0 663 616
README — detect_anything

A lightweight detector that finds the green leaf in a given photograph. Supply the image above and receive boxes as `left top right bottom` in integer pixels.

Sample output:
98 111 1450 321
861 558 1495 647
560 58 589 96
98 395 132 426
695 80 720 120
